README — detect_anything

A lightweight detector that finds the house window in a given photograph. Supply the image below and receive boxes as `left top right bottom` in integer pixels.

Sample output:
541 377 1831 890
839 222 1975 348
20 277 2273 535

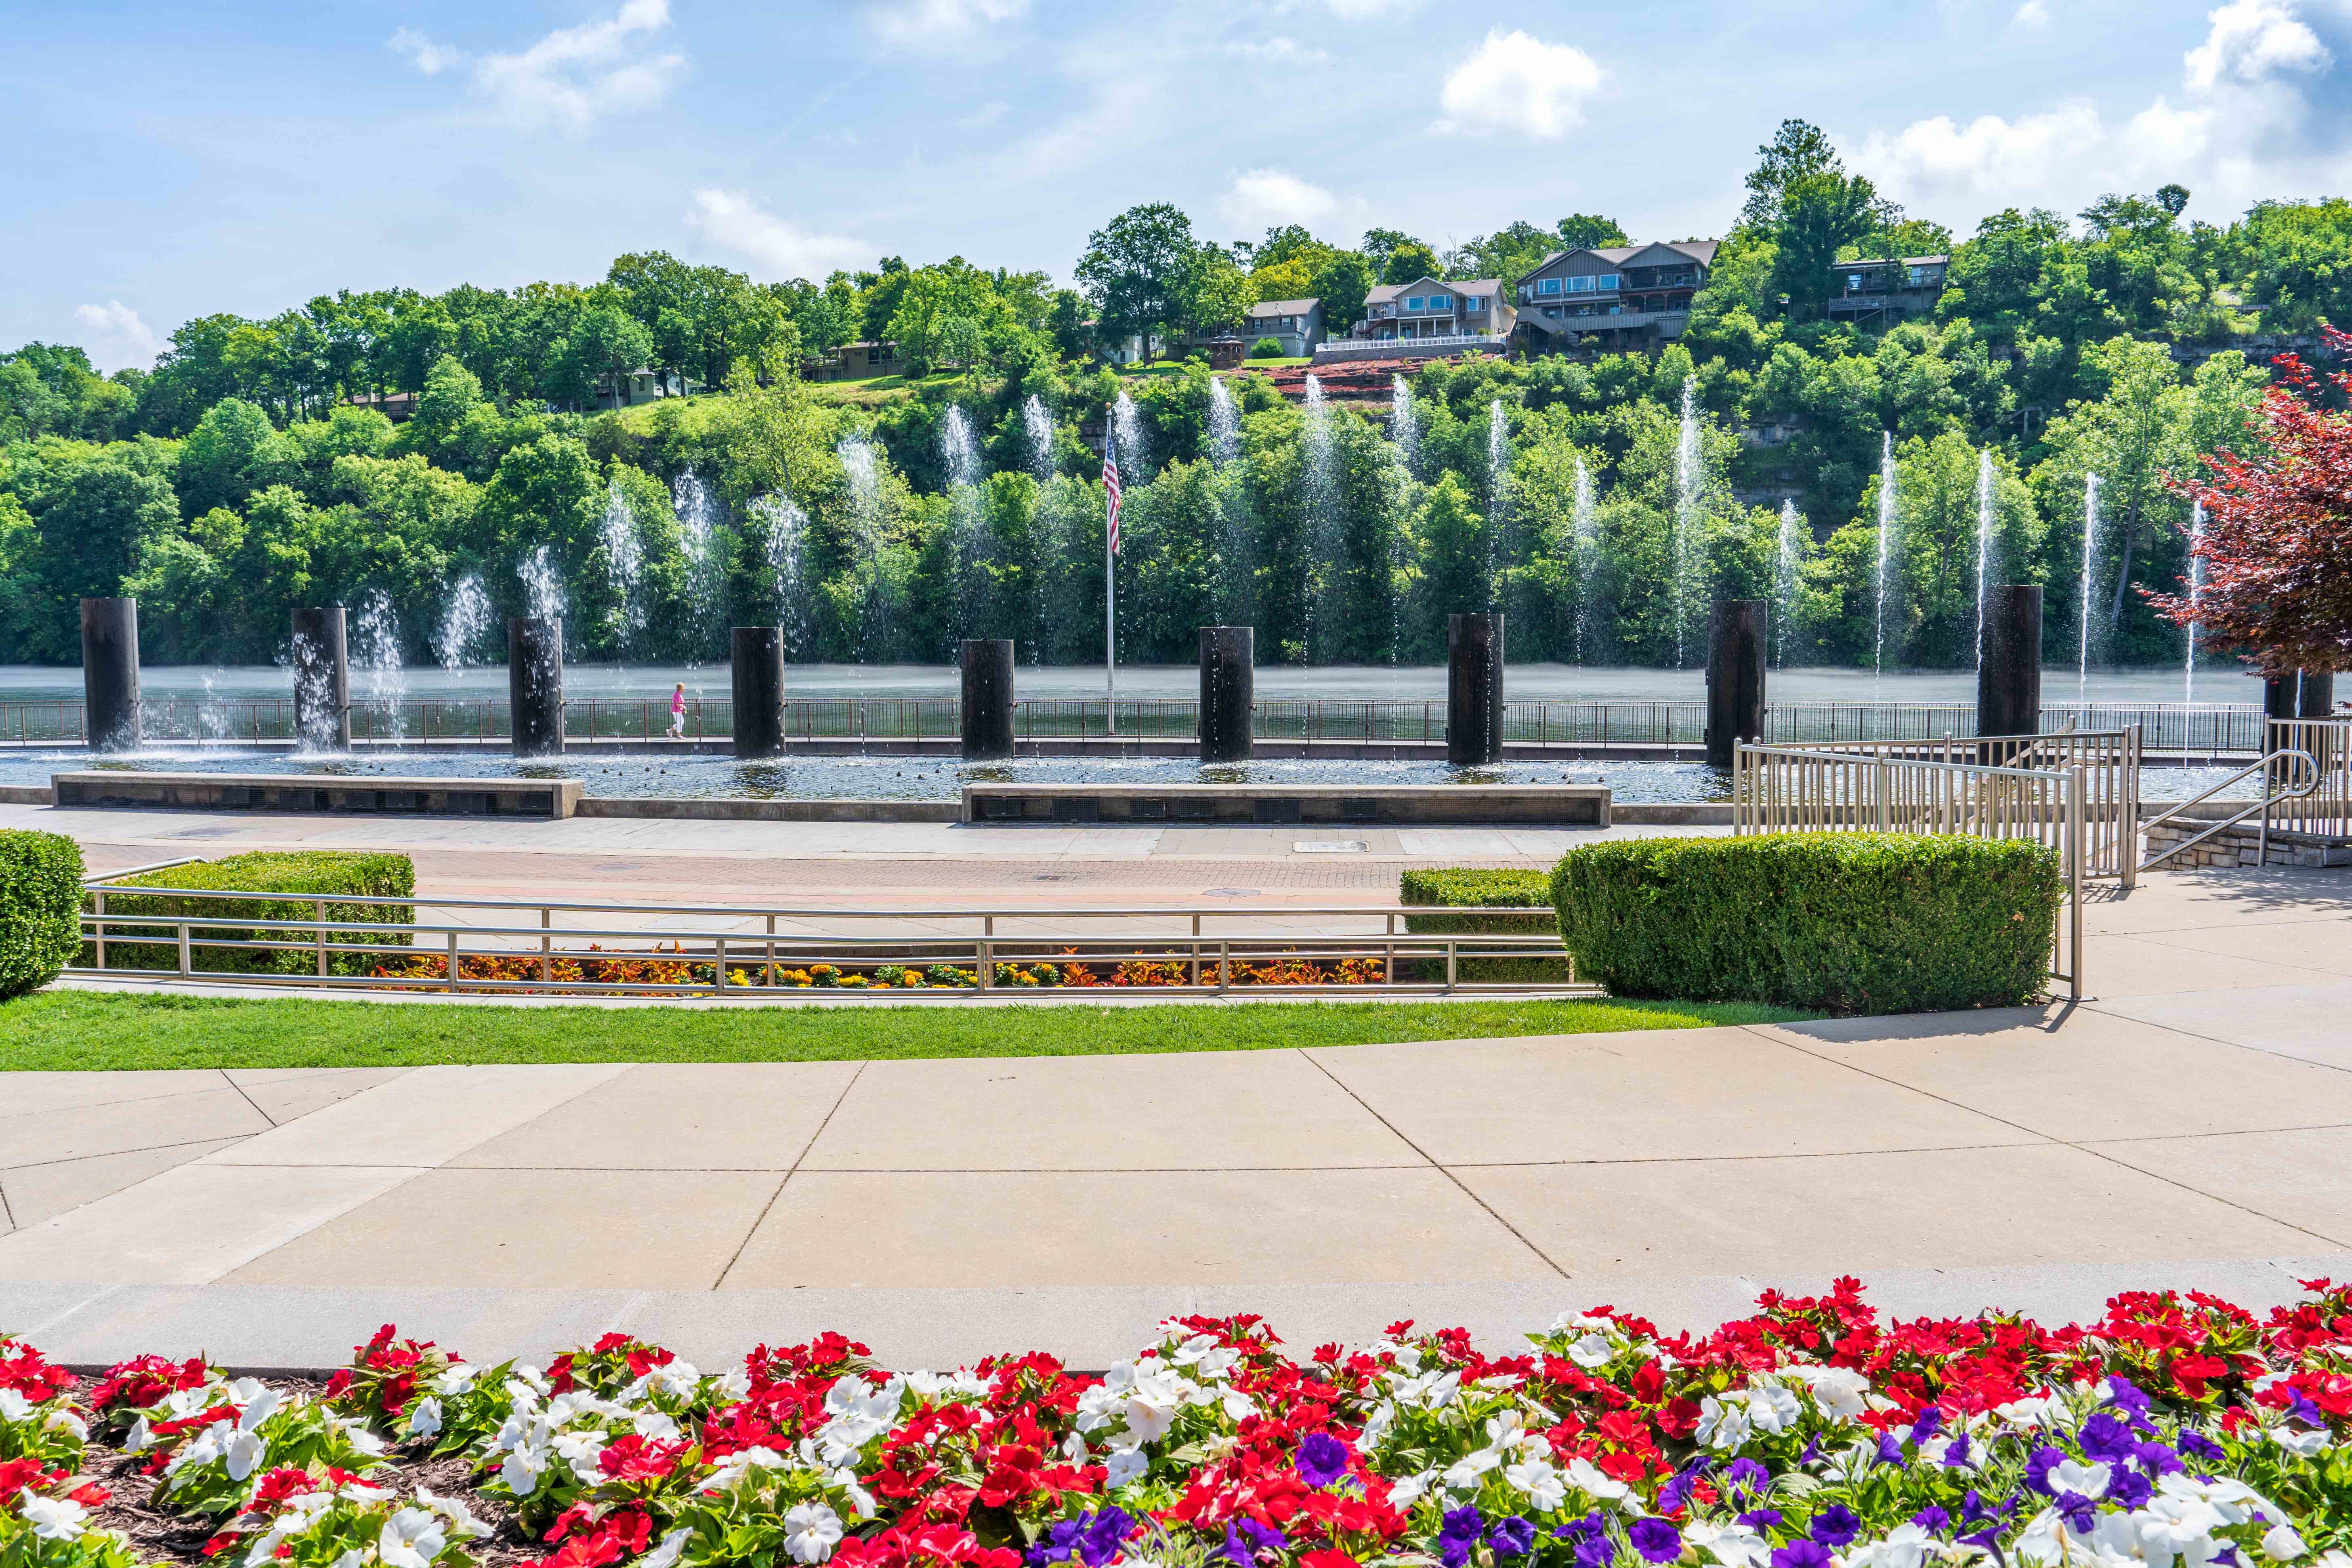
1539 277 1561 296
1430 295 1450 311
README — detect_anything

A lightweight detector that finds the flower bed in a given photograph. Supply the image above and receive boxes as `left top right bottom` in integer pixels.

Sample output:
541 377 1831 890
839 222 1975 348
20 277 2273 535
6 1281 2351 1568
365 951 1388 993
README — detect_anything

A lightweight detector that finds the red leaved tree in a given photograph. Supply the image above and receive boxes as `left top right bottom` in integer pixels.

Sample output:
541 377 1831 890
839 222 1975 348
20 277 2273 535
2145 322 2352 672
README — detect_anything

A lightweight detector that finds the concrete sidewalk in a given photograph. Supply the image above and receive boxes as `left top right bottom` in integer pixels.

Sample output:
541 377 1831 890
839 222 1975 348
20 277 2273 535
5 866 2350 1364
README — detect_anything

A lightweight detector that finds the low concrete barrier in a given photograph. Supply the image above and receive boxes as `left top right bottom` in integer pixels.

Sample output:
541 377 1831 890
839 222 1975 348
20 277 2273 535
578 797 960 823
51 772 581 819
963 782 1609 827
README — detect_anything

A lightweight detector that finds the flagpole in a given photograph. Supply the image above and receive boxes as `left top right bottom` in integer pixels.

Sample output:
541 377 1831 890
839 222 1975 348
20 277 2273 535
1105 403 1117 737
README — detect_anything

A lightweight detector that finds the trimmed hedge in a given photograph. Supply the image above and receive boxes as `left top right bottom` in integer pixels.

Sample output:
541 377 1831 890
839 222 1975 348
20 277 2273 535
1550 832 2064 1013
90 851 416 977
0 830 85 998
1247 336 1286 358
1400 867 1571 983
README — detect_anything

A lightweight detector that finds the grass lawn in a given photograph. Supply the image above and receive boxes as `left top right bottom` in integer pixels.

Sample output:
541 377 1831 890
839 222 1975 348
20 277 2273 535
0 991 1811 1071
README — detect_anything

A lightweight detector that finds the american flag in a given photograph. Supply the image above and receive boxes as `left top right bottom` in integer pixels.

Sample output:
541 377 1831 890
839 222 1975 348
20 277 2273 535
1101 419 1122 557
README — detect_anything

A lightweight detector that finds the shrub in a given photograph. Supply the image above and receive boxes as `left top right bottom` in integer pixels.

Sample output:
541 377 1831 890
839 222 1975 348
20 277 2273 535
1551 832 2063 1012
90 850 415 977
0 830 84 999
1247 336 1286 359
1399 866 1572 983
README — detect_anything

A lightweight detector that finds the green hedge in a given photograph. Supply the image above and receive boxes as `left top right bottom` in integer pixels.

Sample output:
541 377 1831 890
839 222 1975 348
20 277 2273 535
1400 867 1571 983
90 851 416 977
1550 833 2063 1013
0 831 85 999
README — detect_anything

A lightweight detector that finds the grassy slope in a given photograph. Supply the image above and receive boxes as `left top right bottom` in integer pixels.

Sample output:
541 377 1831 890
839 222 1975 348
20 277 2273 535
0 992 1808 1071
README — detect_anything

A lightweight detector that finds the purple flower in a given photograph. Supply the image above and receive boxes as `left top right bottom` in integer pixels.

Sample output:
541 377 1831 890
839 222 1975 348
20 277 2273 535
1909 1408 1944 1446
1771 1543 1832 1568
1874 1433 1905 1467
1296 1432 1350 1488
1911 1508 1951 1536
1030 1520 1085 1568
2287 1392 2328 1428
1574 1529 1619 1568
1738 1511 1783 1533
2178 1431 2225 1465
1439 1507 1485 1568
1630 1518 1682 1564
2104 1377 2151 1417
1225 1519 1287 1568
1798 1437 1821 1469
1810 1506 1861 1549
1077 1510 1134 1568
2136 1440 2184 1477
2078 1414 2135 1465
1658 1463 1708 1515
1940 1435 1972 1469
2025 1445 2066 1496
1722 1459 1770 1499
1491 1518 1538 1561
2107 1469 2154 1510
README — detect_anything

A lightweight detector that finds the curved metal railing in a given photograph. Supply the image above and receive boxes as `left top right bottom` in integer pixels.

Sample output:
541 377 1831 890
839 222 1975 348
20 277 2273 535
2136 748 2320 873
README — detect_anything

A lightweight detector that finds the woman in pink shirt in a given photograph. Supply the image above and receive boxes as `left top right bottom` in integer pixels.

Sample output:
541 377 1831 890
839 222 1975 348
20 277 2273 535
666 683 686 739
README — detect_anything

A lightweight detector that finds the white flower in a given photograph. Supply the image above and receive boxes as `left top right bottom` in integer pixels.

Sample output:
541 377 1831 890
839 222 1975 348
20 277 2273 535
164 1386 220 1419
2048 1457 2111 1499
17 1492 90 1542
378 1507 449 1568
1121 1369 1189 1444
404 1397 444 1440
0 1390 30 1422
1387 1468 1439 1507
1785 1365 1871 1423
126 1413 154 1453
1696 1395 1751 1451
412 1486 486 1539
1504 1458 1565 1511
1103 1446 1149 1487
1357 1402 1395 1452
1564 1456 1631 1504
501 1439 549 1495
552 1429 609 1484
225 1427 267 1481
1844 1524 1936 1568
2265 1524 2310 1562
2269 1425 2329 1459
1567 1333 1616 1369
642 1528 693 1568
1442 1446 1502 1490
1742 1380 1800 1436
632 1408 682 1442
700 1445 789 1493
1683 1521 1771 1568
430 1363 480 1397
1220 1387 1257 1422
783 1502 844 1564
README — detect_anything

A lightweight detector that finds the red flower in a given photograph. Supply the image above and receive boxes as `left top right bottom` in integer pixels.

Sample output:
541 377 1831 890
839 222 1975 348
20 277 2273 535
597 1435 688 1484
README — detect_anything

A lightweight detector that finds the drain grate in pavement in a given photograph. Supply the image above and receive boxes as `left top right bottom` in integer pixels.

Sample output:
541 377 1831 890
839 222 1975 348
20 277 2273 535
1202 887 1262 898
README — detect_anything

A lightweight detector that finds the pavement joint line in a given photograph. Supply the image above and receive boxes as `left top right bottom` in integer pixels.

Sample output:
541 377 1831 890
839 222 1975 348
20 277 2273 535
0 1081 289 1129
1292 1047 1572 1283
1737 1023 2352 1253
1 1133 256 1175
441 1161 1436 1174
0 1175 15 1231
2103 927 2352 982
218 1068 279 1129
19 1283 118 1340
713 1060 869 1291
2073 1119 2352 1146
2075 999 2352 1079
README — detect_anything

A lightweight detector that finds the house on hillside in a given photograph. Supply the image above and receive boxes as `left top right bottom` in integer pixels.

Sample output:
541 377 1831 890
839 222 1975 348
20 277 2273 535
801 341 905 381
1357 278 1515 344
1245 298 1324 357
1512 241 1718 354
591 369 697 410
1825 256 1950 325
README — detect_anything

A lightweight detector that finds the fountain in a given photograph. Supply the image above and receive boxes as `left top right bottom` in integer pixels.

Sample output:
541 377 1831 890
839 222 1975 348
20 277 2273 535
671 469 725 653
353 589 407 742
1873 431 1896 679
1773 499 1802 668
436 575 491 670
1389 375 1419 476
836 435 889 661
1111 392 1149 480
748 493 811 659
941 405 990 649
1300 374 1338 658
1972 450 1996 672
1485 401 1510 610
598 480 644 651
1572 458 1598 667
519 545 565 624
2184 499 2205 705
1673 377 1701 669
1207 378 1242 469
1023 394 1056 484
2079 472 2102 701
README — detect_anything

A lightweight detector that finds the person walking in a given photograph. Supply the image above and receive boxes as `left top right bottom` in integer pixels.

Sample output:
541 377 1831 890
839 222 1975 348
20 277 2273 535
666 682 686 740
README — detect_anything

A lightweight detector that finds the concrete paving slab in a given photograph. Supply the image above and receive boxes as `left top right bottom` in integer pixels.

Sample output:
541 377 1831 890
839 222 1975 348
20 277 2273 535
198 1064 627 1167
2 1138 251 1228
1750 1008 2352 1142
2087 982 2352 1068
0 1072 248 1121
2129 917 2352 980
225 1168 785 1290
722 1168 1560 1288
1306 1029 2030 1165
450 1063 861 1171
2079 872 2352 937
229 1068 414 1124
1455 1143 2329 1277
799 1052 1426 1172
2086 1128 2352 1246
2082 933 2340 996
0 1164 424 1285
0 1088 270 1169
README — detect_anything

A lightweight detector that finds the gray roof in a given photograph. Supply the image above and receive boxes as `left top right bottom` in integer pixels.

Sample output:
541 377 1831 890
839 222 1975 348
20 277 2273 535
1250 298 1319 317
1831 255 1953 269
1514 239 1719 287
1365 277 1500 305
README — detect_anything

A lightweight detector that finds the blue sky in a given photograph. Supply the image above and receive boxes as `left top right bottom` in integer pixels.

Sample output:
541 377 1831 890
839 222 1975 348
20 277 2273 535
9 0 2352 371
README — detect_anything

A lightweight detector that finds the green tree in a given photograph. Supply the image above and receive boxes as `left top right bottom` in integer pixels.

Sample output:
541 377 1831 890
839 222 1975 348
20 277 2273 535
1075 204 1199 352
1381 240 1444 285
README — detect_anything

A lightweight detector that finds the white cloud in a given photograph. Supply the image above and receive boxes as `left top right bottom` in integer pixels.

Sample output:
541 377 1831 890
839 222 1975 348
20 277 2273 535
689 190 870 281
957 101 1010 129
72 301 161 372
1433 29 1602 139
868 0 1030 50
1857 103 2104 199
392 0 685 135
2011 0 2053 25
2183 0 2329 90
1227 36 1329 65
1220 169 1341 230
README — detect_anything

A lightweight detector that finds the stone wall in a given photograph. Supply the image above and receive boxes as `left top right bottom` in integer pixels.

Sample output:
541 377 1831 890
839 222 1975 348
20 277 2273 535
2143 819 2352 870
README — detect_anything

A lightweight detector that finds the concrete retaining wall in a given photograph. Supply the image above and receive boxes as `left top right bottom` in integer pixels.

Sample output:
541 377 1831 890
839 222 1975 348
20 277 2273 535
964 782 1610 827
50 772 582 819
2144 819 2352 869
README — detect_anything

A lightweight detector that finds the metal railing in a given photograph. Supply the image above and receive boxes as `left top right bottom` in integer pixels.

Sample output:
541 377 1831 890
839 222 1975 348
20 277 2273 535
0 697 2273 754
1731 737 2096 999
2265 718 2352 840
2138 747 2321 873
70 881 1598 1000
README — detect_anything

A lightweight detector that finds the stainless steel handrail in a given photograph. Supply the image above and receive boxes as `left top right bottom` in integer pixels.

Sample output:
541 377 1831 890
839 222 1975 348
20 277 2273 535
2136 748 2320 873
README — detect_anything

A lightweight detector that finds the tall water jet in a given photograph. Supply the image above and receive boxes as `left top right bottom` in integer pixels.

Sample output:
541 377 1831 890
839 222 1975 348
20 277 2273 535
1972 449 1997 671
598 480 644 652
1300 374 1339 658
1389 375 1420 476
1207 377 1241 468
1111 391 1148 481
519 545 565 624
836 435 890 661
1571 459 1598 667
289 607 349 754
353 589 407 742
1022 394 1056 485
1873 431 1896 678
1673 376 1701 668
2078 472 2102 701
671 468 724 654
2184 499 2206 704
436 575 491 670
941 405 990 649
1485 401 1510 610
1773 499 1802 668
748 493 811 658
